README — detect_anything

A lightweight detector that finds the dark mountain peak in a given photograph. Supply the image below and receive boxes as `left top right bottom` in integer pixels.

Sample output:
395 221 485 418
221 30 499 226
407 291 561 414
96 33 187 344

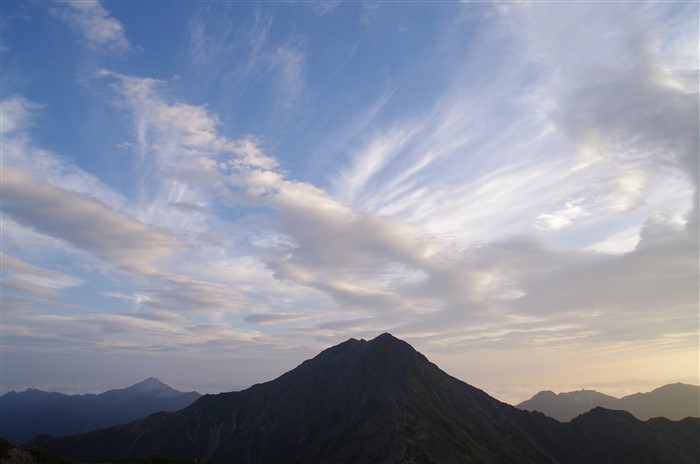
309 333 419 366
366 332 416 353
373 332 400 342
364 333 426 371
571 406 639 426
281 333 428 395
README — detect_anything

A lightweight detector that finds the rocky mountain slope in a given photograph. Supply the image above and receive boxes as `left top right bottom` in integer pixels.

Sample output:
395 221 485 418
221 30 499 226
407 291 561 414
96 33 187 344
29 334 700 463
518 383 700 422
1 378 200 444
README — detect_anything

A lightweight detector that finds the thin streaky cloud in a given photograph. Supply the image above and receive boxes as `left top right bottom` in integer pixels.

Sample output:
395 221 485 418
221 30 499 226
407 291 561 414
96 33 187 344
1 164 182 275
55 0 129 54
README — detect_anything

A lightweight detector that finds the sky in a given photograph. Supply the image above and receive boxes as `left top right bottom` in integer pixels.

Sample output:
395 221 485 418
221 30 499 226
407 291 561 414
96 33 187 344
0 0 698 405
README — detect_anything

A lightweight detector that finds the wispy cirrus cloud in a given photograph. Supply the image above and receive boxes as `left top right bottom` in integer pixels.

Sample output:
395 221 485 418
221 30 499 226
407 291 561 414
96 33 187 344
54 0 129 54
0 95 40 135
304 1 342 17
268 32 308 111
188 6 307 115
189 6 273 93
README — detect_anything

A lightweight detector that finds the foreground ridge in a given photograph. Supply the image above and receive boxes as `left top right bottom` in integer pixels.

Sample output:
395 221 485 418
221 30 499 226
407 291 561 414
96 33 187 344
29 334 700 463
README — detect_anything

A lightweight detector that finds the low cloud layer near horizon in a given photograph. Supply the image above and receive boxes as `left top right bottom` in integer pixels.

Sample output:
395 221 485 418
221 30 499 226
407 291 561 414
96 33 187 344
1 1 697 404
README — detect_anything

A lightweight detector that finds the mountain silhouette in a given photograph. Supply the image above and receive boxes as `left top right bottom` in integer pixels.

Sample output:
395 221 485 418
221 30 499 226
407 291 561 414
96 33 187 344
518 383 700 422
1 378 200 444
29 334 700 463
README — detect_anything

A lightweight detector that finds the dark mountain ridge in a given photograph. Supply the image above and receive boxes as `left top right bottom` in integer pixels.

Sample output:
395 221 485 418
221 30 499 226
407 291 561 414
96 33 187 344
29 334 700 463
0 378 200 445
518 382 700 422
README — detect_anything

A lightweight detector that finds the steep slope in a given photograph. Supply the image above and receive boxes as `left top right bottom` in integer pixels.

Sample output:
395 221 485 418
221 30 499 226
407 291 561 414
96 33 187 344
517 383 700 422
31 334 700 464
0 378 200 444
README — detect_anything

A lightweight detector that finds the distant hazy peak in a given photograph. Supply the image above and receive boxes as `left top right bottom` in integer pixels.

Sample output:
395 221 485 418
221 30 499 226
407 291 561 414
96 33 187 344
639 382 697 396
130 377 169 390
125 378 181 397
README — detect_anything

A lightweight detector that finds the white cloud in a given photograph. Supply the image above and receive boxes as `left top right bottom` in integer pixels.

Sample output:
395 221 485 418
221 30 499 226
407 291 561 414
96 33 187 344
1 253 83 296
305 1 342 16
244 312 311 325
336 125 415 206
1 164 182 275
269 41 307 110
56 0 129 54
146 274 242 314
107 72 230 158
511 2 698 220
586 226 642 255
0 95 41 135
0 96 130 213
536 198 590 231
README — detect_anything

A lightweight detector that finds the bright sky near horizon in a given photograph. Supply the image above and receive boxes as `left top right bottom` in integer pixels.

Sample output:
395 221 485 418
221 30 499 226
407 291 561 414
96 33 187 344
1 0 698 404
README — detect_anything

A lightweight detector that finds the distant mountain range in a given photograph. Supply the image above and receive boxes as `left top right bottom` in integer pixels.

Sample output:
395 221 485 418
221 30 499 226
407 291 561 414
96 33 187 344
28 334 700 463
0 377 200 445
517 383 700 422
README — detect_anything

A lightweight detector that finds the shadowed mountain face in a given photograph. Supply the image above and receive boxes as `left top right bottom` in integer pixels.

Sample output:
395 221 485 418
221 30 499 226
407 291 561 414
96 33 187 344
30 334 700 464
518 383 700 422
0 378 200 445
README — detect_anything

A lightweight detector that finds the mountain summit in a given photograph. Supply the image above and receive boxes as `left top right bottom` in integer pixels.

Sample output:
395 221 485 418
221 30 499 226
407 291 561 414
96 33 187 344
123 378 183 398
31 334 700 463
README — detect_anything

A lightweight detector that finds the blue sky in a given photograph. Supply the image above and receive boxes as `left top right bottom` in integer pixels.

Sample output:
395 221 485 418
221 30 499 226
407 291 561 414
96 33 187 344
1 0 698 403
